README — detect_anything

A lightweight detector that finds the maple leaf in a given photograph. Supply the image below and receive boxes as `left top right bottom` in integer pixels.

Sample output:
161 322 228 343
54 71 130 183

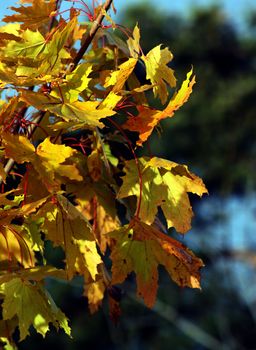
125 69 196 146
20 90 116 129
100 91 123 110
38 194 102 280
0 96 20 127
83 267 106 314
141 44 176 104
2 16 77 75
0 225 35 268
74 182 120 253
0 23 21 45
52 62 93 103
2 133 83 190
0 197 49 268
3 0 56 31
127 24 141 58
46 16 78 67
110 218 204 307
118 156 208 233
1 278 71 340
3 29 47 59
118 157 163 224
104 57 138 93
0 62 47 87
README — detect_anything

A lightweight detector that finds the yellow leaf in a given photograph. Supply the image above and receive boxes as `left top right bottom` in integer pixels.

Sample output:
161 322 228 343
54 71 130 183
74 182 120 253
0 225 35 268
100 91 122 110
39 195 102 280
142 44 176 104
0 97 21 127
104 58 137 93
88 149 102 182
0 163 6 183
0 266 66 285
127 24 141 58
20 90 116 129
117 157 164 224
61 62 93 103
2 133 82 191
117 156 207 233
84 274 106 313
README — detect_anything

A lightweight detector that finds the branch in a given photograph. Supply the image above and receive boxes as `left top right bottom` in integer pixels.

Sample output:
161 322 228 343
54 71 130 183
72 0 113 70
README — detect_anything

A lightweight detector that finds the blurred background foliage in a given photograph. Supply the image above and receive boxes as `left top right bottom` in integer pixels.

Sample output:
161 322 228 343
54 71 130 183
19 1 256 349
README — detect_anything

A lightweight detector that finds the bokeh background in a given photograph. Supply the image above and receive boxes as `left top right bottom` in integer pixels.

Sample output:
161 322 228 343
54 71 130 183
1 0 256 349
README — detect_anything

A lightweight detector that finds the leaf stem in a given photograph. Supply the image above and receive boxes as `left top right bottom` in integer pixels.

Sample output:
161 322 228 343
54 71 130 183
108 118 143 219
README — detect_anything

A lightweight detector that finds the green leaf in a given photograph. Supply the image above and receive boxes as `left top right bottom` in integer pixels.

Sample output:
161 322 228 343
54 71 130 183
52 62 93 103
4 29 47 59
118 157 208 233
110 218 203 307
1 278 71 341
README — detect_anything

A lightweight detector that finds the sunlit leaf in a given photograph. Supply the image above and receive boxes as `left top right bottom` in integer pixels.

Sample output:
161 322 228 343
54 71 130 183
118 156 207 233
2 133 82 190
142 44 176 104
1 278 71 340
104 58 137 93
125 69 195 145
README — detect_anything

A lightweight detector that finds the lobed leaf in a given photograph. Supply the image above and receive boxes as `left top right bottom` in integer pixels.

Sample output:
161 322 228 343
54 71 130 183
118 156 208 233
110 218 204 307
1 278 71 340
125 69 195 146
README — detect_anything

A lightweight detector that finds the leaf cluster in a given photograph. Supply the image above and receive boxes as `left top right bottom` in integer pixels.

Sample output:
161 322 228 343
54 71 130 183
0 1 207 348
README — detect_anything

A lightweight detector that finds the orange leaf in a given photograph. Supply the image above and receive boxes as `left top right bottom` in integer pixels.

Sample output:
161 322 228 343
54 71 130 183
125 69 196 146
3 0 56 31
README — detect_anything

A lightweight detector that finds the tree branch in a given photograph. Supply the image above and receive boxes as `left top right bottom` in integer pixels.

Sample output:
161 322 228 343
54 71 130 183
72 0 113 70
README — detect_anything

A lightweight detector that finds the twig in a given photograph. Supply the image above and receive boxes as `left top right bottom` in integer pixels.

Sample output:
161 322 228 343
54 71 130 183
48 0 62 30
71 0 113 70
